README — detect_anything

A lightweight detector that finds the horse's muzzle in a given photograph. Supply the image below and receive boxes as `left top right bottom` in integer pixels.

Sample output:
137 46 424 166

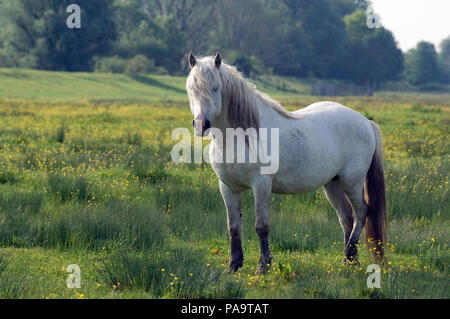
193 119 211 136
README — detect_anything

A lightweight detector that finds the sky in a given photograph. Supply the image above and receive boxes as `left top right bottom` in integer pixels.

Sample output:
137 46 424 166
370 0 450 52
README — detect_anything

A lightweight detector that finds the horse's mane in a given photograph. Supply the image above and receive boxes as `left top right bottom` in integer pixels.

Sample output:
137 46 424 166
187 57 297 131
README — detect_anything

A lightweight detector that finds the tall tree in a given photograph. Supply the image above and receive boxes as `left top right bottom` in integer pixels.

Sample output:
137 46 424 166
111 1 167 63
1 0 116 71
214 0 286 72
279 0 364 78
139 0 217 71
404 41 440 85
439 35 450 83
342 9 403 86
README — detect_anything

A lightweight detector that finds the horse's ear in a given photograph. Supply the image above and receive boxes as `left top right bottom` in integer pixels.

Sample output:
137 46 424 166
188 51 196 68
214 51 222 68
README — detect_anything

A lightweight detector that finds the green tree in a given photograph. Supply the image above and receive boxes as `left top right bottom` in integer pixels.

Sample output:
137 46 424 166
278 0 365 78
439 36 450 83
342 9 403 86
0 0 116 71
109 1 168 71
140 0 217 72
404 41 440 85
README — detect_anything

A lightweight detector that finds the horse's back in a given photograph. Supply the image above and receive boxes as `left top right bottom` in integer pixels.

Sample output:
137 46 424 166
295 101 361 118
271 100 376 193
294 101 373 140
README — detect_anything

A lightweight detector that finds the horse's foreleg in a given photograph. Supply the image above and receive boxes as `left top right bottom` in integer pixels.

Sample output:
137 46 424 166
252 179 272 274
219 181 243 272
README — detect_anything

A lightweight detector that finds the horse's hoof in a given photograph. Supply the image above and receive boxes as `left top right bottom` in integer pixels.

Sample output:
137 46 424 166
226 261 243 273
256 257 272 274
256 266 268 274
344 243 359 265
342 256 360 266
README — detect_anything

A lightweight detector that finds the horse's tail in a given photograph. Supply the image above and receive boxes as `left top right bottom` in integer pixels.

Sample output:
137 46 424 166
363 121 387 262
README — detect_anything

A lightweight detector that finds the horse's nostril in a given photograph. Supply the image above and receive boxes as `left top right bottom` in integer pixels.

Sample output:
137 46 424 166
192 120 195 127
205 119 211 131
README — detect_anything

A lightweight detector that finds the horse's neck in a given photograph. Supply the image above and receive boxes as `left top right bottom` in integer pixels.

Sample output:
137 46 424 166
211 105 230 139
212 91 278 141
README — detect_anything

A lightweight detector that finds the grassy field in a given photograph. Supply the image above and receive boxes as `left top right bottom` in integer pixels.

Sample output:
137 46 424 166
0 69 448 299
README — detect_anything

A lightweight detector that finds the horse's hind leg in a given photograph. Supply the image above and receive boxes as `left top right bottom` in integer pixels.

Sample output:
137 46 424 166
323 179 353 248
340 178 368 264
219 181 243 272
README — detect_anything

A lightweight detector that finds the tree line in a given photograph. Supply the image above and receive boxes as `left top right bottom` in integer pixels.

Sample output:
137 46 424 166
0 0 449 88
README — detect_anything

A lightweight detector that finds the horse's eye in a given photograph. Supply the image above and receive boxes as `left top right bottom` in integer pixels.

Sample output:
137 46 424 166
213 86 218 92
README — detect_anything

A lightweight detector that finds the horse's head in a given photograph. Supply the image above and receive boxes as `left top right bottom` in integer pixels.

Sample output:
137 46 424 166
186 52 223 136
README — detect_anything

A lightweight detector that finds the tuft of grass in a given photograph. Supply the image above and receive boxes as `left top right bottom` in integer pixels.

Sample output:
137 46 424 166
0 275 28 299
0 252 27 299
53 124 66 143
121 131 143 146
0 171 17 184
41 201 168 250
100 247 244 299
0 252 9 274
47 174 92 202
410 103 441 113
132 165 168 184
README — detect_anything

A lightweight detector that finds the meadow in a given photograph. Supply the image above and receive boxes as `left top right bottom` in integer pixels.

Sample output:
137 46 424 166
0 69 448 299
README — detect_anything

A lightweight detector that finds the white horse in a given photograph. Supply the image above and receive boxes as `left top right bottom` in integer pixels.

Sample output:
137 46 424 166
186 52 387 273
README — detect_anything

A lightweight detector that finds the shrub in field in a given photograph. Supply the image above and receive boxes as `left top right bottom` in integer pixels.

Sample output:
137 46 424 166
100 247 244 298
43 201 167 250
132 165 167 184
410 103 441 113
47 174 92 202
0 191 44 246
270 209 340 253
0 171 17 184
0 253 28 298
120 131 143 146
0 252 9 274
94 55 166 75
53 124 66 143
0 275 28 299
0 191 43 216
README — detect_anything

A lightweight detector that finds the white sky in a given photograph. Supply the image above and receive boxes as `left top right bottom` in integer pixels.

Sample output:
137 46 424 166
370 0 450 52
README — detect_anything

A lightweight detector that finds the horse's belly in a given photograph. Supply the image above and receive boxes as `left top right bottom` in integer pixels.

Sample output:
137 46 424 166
269 135 340 194
271 174 331 194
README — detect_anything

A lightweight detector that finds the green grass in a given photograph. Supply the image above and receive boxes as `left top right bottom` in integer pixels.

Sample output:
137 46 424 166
0 68 187 101
0 69 448 299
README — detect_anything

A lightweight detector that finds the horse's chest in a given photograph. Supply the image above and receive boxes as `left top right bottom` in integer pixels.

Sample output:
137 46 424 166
210 161 256 191
208 141 256 190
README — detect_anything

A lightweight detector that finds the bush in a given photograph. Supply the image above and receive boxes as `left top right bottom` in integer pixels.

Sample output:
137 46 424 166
0 171 17 184
120 131 143 146
42 201 168 250
0 253 9 274
100 247 244 298
125 55 165 75
94 55 166 75
53 124 66 143
94 55 128 73
47 174 92 202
